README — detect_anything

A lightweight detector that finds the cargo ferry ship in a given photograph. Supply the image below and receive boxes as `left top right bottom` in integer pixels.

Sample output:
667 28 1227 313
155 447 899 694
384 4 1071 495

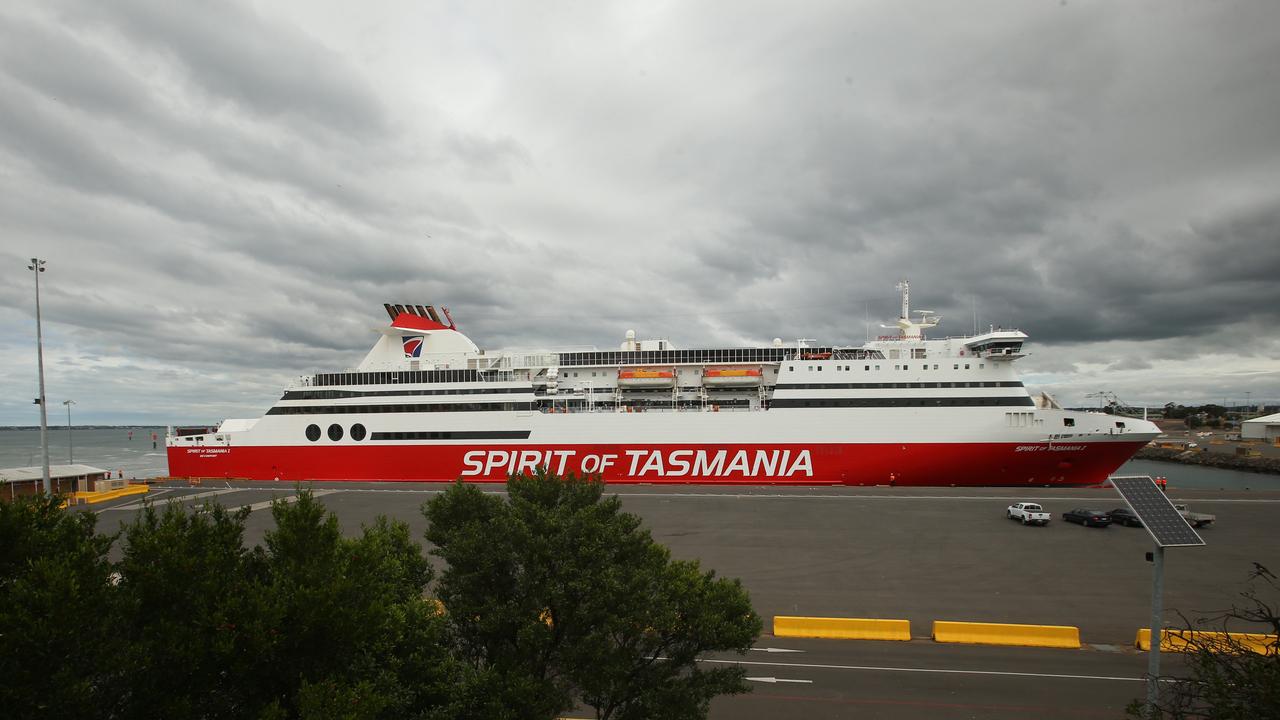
167 283 1158 485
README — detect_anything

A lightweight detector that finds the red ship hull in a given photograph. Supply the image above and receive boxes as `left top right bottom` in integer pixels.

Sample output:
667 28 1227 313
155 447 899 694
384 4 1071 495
167 440 1148 487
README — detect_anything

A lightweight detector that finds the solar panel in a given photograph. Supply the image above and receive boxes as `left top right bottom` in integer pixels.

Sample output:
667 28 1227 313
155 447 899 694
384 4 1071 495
1110 476 1205 548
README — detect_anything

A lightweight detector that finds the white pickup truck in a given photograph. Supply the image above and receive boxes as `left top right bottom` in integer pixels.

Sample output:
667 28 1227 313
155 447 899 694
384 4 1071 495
1007 502 1051 526
1174 504 1215 528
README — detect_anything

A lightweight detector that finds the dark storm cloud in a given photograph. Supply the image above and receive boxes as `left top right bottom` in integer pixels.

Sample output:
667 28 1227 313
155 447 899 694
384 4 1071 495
58 0 389 136
2 0 1279 423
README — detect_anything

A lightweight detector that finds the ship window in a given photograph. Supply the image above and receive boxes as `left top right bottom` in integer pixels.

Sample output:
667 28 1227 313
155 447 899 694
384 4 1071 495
894 365 900 370
788 365 793 371
1115 421 1126 429
875 365 880 370
305 424 321 442
933 364 939 370
1064 418 1075 427
980 364 985 369
328 424 344 441
864 365 870 371
965 364 970 370
954 364 959 370
903 365 909 371
817 366 822 372
350 423 367 441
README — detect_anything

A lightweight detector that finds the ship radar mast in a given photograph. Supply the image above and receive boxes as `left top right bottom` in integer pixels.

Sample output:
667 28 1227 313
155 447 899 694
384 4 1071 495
886 280 940 340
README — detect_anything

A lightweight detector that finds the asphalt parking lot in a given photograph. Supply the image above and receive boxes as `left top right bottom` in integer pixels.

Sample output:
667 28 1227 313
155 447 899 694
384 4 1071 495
88 482 1277 719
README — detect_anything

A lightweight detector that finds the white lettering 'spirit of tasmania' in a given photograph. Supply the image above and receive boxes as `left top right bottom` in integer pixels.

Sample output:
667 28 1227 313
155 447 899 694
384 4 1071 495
461 449 813 478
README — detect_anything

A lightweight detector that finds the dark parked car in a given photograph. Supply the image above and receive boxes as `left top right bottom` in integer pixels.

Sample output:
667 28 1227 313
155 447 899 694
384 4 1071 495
1063 508 1111 527
1109 508 1142 527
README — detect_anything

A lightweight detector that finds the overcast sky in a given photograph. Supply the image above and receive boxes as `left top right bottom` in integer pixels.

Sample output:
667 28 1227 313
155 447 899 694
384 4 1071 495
2 0 1279 425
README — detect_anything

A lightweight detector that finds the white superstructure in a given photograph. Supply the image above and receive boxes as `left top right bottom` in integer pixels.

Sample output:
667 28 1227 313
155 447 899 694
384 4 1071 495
168 286 1159 486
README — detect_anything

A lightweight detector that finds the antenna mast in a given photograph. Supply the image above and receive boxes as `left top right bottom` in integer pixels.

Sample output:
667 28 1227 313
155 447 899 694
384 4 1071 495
883 280 939 340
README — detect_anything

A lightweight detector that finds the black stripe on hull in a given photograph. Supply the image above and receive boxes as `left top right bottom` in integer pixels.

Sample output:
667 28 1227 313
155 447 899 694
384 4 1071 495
770 397 1035 408
369 430 532 441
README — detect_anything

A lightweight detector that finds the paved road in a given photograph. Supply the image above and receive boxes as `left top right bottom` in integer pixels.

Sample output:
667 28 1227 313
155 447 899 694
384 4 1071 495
87 482 1275 718
707 637 1177 719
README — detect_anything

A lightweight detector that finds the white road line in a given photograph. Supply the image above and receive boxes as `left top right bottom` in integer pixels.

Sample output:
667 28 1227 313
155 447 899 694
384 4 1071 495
242 489 340 512
697 657 1145 683
747 676 813 684
103 487 248 512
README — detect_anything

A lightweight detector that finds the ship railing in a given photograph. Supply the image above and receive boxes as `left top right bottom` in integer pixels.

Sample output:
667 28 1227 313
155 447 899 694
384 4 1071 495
297 369 530 387
540 404 763 414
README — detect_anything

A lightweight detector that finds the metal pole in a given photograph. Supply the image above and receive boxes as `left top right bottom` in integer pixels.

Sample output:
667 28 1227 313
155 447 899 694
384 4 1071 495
30 258 51 494
64 400 75 463
1147 545 1165 716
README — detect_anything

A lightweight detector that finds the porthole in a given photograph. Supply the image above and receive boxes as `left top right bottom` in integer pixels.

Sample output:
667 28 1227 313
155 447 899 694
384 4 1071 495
305 424 321 442
328 423 343 441
350 423 367 441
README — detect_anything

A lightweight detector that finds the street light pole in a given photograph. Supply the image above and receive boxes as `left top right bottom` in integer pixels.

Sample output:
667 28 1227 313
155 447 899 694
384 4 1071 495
1147 545 1165 715
28 258 51 495
64 400 75 464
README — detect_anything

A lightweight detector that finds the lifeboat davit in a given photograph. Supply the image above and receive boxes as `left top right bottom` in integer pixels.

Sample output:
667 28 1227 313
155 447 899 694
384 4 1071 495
617 368 676 388
702 367 763 387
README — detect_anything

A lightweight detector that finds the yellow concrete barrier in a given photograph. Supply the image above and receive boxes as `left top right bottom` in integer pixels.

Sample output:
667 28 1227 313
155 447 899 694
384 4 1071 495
73 484 150 505
932 620 1080 649
1136 628 1278 654
773 616 911 641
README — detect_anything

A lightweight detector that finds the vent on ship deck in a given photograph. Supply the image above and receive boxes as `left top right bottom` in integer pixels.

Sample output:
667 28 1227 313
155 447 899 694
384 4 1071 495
384 303 444 324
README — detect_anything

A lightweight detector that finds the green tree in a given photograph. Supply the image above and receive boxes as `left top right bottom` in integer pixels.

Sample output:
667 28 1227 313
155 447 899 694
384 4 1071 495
110 490 465 719
425 470 761 720
0 495 115 719
255 490 465 719
109 500 269 719
1130 564 1280 718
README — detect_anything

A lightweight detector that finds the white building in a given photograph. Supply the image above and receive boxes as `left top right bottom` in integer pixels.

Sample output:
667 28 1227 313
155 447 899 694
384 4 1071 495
1241 412 1280 442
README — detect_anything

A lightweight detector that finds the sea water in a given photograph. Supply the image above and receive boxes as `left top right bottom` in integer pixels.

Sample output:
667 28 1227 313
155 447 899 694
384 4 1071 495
0 427 167 479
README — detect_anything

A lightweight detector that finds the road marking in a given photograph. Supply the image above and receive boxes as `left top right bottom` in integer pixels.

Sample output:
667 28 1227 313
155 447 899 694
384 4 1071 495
698 657 1145 682
103 487 341 513
103 487 247 512
751 647 805 654
241 489 340 512
747 676 813 684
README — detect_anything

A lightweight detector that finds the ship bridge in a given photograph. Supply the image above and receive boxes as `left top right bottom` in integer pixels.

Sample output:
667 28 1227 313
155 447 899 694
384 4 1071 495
961 330 1028 360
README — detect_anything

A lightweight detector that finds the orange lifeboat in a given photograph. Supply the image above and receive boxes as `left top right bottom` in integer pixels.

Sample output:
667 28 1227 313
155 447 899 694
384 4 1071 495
702 367 763 387
617 368 676 388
